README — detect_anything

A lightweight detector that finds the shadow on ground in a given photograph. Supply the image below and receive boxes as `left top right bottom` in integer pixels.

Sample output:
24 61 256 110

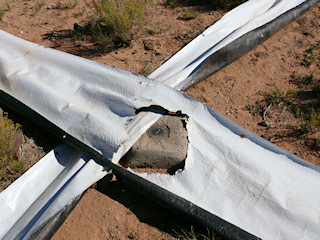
42 29 106 58
95 174 223 239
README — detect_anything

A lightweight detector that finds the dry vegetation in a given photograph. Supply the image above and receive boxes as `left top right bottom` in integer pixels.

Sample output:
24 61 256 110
86 0 156 50
260 40 320 151
0 1 11 20
0 111 24 190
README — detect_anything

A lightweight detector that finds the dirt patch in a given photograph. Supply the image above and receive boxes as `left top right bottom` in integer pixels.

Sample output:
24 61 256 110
53 174 203 240
0 0 320 239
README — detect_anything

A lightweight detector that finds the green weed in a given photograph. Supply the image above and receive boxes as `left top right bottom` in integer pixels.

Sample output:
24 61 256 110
175 27 207 47
0 9 4 20
5 2 11 11
0 1 12 20
299 72 314 86
304 40 320 66
87 0 154 50
165 0 178 8
184 10 199 20
296 108 320 133
0 112 24 186
316 134 320 148
145 24 163 35
33 1 45 15
56 0 78 9
266 84 296 105
74 7 85 17
290 72 314 89
261 39 320 152
140 61 154 76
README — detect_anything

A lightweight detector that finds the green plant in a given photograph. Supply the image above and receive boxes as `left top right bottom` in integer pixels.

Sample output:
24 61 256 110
56 0 78 9
5 1 11 11
304 40 320 66
184 10 199 20
267 85 296 105
290 72 314 89
140 61 154 76
300 72 314 86
260 40 320 152
0 1 12 20
0 9 4 20
316 134 320 148
87 0 153 50
165 0 178 7
33 1 45 15
0 112 24 186
296 108 320 133
74 7 85 17
175 27 207 47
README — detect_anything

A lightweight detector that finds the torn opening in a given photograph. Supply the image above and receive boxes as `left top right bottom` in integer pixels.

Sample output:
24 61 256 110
119 111 189 175
135 105 188 118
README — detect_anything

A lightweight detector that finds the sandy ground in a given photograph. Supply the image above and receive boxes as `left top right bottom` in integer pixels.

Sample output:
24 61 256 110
0 0 319 239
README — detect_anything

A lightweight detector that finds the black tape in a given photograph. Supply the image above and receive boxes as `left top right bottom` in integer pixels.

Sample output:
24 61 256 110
28 192 86 240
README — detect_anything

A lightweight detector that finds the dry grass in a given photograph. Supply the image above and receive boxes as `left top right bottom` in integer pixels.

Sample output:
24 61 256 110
0 1 11 21
175 227 219 240
84 0 156 51
0 9 4 20
56 0 78 9
0 110 25 191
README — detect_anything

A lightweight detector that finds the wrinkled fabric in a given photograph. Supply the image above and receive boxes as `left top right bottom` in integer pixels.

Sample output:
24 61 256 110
0 0 319 239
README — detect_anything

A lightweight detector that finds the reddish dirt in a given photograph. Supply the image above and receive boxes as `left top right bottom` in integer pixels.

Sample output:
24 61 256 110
1 0 319 239
53 174 199 240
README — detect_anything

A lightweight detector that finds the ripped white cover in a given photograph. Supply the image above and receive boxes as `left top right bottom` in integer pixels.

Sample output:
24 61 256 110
1 0 320 239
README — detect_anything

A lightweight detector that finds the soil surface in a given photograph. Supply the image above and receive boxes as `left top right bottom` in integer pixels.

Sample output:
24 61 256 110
1 0 319 239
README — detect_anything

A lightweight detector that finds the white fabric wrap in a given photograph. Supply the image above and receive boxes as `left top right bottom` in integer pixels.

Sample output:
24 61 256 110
0 0 319 239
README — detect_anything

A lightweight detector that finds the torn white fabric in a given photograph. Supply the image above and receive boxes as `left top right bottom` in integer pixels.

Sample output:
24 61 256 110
0 0 319 239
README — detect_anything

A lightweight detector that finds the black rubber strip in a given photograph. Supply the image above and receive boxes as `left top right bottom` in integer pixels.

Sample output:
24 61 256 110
28 192 86 240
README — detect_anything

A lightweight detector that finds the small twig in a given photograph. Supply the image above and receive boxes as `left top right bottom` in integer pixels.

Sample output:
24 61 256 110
263 103 272 126
295 142 304 157
111 54 128 64
142 62 150 71
38 20 56 34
